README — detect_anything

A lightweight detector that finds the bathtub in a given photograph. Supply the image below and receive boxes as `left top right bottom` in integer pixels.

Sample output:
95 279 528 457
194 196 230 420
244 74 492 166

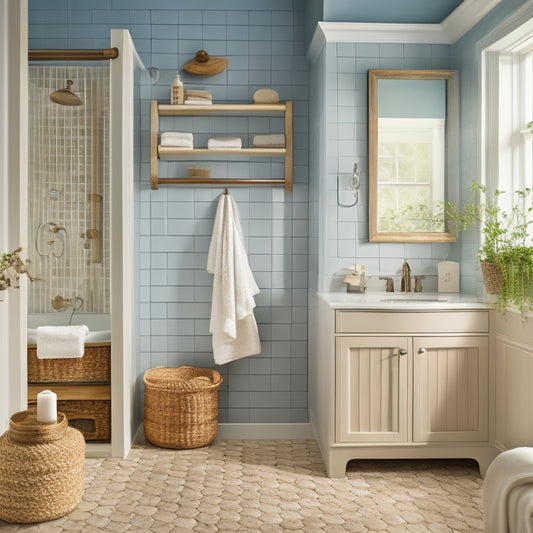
27 313 111 344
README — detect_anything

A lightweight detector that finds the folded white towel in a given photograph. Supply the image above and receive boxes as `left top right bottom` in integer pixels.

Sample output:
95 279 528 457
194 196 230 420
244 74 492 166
207 193 261 365
184 90 212 101
483 447 533 532
36 325 89 359
160 132 194 148
185 98 213 105
253 134 285 147
207 137 242 149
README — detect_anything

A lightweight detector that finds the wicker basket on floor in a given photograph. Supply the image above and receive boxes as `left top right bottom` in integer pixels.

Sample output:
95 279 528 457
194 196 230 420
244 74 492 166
0 409 85 524
143 366 223 449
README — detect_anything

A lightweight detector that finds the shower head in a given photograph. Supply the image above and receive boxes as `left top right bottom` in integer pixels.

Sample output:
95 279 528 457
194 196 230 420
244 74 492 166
49 80 82 106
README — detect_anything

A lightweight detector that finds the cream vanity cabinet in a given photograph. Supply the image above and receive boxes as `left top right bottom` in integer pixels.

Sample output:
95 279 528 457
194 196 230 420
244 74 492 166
311 299 498 478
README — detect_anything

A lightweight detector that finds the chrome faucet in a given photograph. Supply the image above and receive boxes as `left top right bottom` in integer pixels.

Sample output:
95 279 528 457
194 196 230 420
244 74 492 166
401 261 411 292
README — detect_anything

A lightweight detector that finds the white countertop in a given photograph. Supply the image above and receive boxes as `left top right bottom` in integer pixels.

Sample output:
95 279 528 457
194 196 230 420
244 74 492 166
319 292 490 310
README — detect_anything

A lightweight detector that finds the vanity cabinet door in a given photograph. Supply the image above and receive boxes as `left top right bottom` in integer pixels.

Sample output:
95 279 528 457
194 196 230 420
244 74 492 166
336 336 409 443
413 336 489 443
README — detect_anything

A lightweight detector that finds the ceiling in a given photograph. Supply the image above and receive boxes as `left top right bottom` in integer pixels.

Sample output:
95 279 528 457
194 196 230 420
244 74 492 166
324 0 465 24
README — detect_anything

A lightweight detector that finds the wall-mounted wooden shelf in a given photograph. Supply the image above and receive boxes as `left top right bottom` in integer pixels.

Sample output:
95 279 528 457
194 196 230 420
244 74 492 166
150 100 293 192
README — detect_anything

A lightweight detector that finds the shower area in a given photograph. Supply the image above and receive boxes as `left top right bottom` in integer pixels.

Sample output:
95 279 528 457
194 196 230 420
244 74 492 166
22 29 145 457
28 65 110 319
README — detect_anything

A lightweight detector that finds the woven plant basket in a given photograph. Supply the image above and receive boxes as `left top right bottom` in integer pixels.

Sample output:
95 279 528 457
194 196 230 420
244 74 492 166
143 366 223 449
0 408 85 524
480 261 504 295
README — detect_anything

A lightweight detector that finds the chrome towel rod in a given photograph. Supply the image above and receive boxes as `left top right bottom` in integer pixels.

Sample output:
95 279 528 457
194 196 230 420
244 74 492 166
28 48 119 61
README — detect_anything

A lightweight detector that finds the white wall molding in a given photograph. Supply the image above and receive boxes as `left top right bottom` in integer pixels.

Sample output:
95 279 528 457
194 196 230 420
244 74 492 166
320 21 449 44
134 422 315 442
110 29 145 458
441 0 503 43
476 0 533 54
307 21 449 63
307 0 504 65
217 423 315 440
0 0 28 432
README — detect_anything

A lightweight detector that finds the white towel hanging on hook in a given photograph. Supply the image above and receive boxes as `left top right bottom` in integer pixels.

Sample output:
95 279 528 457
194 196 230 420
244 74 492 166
207 190 261 365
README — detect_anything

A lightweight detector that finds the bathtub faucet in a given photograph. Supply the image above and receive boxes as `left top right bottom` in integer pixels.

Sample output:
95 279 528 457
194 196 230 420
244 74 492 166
51 294 84 312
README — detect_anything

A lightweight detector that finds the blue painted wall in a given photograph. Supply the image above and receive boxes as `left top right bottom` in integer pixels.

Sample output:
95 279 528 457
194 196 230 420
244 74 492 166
324 0 463 24
305 0 324 50
29 0 310 425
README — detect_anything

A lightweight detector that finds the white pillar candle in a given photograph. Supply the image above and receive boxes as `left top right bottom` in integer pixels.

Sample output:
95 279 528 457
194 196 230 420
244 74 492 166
36 389 57 423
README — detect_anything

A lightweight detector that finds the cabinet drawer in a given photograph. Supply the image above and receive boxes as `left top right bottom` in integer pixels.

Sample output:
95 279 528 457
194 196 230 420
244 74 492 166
336 310 489 334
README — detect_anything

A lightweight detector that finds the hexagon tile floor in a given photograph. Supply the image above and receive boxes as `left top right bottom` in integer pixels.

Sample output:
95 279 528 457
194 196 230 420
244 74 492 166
0 439 484 532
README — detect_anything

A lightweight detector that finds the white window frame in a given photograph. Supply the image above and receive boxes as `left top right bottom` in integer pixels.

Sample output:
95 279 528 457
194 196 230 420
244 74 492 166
378 117 445 209
481 17 533 208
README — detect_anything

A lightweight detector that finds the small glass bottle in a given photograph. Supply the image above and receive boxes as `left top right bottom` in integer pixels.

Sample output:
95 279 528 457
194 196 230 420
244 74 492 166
170 72 184 104
359 265 366 291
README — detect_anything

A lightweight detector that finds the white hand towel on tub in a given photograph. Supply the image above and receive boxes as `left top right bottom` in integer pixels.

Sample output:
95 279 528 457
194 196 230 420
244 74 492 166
207 193 261 365
483 447 533 532
160 132 194 148
207 136 242 149
36 325 89 359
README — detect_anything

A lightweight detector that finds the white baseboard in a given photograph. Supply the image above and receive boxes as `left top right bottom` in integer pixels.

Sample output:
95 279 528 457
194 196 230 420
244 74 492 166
217 423 315 440
133 421 315 445
85 442 112 457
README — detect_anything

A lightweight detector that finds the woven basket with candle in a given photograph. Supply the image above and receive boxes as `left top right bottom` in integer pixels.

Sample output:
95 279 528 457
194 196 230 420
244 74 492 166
0 408 85 524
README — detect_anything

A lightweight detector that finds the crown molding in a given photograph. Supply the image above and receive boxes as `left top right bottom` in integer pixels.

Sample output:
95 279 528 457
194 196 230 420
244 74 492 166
321 21 449 44
441 0 503 43
307 0 504 64
307 22 448 64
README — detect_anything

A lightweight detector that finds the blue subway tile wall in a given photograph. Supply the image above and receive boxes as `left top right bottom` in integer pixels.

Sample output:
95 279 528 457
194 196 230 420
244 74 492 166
29 0 309 425
323 41 459 293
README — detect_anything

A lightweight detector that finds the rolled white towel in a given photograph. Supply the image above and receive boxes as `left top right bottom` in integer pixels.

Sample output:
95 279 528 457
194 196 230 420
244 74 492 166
253 134 285 148
184 90 212 101
185 98 213 105
208 136 242 149
36 325 89 359
160 132 194 148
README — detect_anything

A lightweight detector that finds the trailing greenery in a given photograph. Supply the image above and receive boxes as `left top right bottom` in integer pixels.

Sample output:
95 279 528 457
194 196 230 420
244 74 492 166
457 182 533 319
496 246 533 316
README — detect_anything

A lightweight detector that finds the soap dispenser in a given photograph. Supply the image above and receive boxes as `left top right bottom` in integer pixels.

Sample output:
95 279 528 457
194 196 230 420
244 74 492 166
170 71 184 104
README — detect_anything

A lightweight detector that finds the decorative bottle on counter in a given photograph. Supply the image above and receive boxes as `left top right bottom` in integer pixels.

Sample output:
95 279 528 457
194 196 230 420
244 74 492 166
170 72 184 104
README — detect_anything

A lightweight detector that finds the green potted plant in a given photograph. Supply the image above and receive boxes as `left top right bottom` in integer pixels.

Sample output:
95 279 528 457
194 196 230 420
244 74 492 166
463 182 533 318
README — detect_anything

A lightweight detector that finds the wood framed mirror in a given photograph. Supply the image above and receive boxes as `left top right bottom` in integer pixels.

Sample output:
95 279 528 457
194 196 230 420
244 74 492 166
368 69 458 242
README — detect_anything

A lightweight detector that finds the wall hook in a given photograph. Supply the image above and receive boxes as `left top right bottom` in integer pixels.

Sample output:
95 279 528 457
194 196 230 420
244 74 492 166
337 162 360 208
148 66 160 85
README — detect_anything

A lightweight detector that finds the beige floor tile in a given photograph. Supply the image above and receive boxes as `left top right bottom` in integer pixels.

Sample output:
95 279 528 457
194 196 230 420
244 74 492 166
0 440 484 532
